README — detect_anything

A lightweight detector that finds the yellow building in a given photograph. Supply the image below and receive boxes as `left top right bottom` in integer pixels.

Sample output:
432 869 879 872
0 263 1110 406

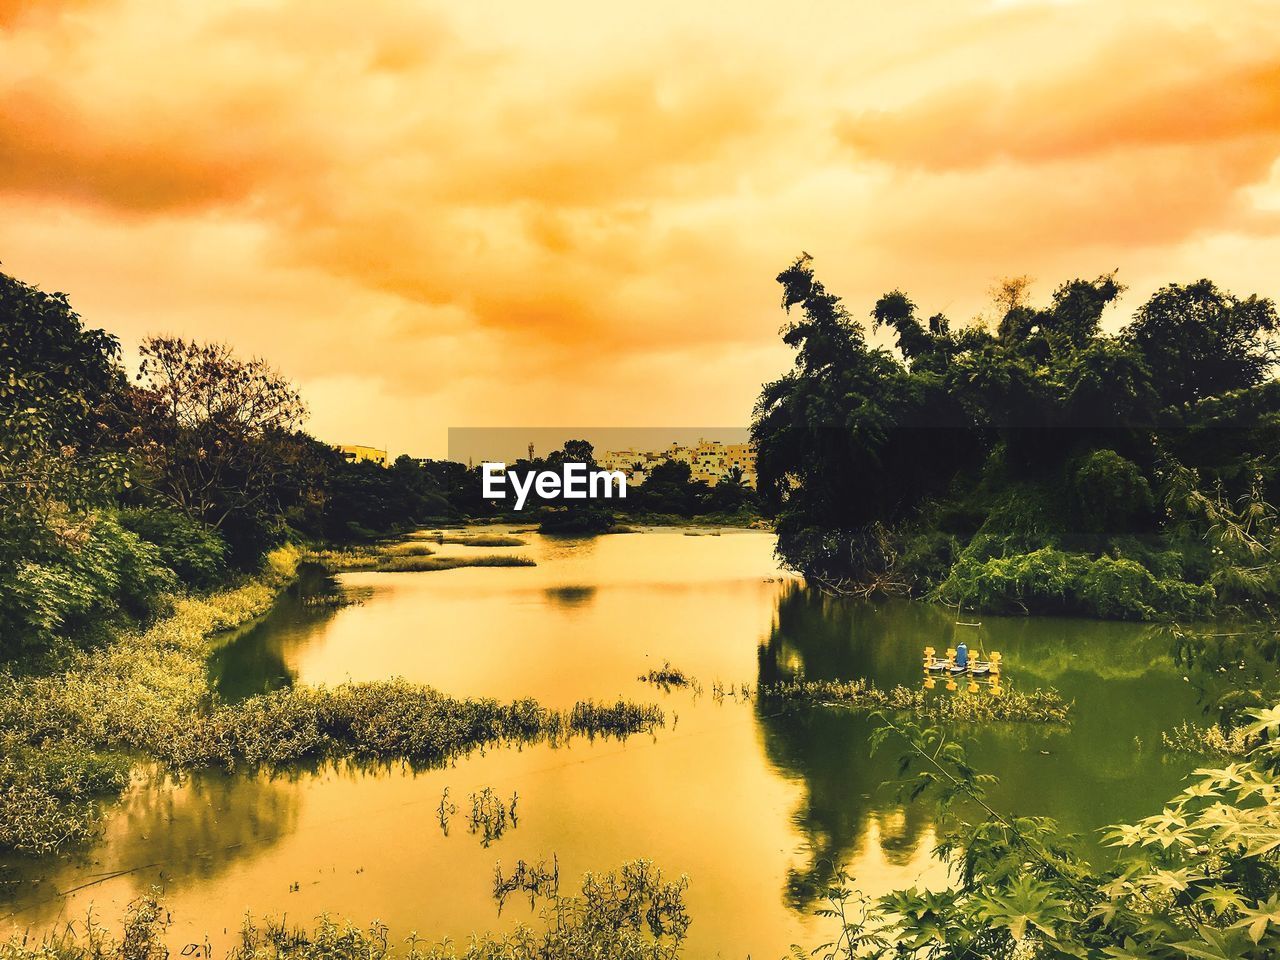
599 439 756 487
338 444 389 467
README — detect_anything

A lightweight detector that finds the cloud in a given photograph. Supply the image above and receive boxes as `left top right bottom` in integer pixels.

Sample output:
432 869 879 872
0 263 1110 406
837 32 1280 171
2 0 1280 454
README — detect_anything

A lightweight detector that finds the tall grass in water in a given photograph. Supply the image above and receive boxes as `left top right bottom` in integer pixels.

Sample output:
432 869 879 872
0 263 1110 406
569 699 665 738
438 533 528 547
638 661 703 694
307 545 535 573
2 862 691 960
374 555 535 573
755 677 1071 724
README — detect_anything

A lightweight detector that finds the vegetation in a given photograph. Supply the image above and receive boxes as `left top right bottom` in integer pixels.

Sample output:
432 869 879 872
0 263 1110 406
818 704 1280 959
308 542 536 573
436 533 527 547
752 255 1280 619
8 705 1279 959
756 677 1071 724
371 554 535 573
1 860 690 960
639 661 697 690
0 545 659 856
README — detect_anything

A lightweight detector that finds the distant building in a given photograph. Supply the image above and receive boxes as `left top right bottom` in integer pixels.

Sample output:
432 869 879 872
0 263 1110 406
599 439 755 488
338 444 389 467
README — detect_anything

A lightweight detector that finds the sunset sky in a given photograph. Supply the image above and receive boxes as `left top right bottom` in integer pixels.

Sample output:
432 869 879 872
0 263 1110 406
4 0 1280 457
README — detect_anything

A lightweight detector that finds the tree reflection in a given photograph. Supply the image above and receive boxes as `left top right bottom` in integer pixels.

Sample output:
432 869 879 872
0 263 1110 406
756 584 936 910
208 565 369 701
754 582 1209 914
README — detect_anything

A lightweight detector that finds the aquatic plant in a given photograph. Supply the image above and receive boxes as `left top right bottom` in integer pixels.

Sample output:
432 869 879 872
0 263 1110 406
373 555 535 573
638 661 697 690
755 677 1071 724
3 862 690 960
436 787 457 835
438 534 527 547
0 740 131 855
493 856 559 911
379 542 437 557
568 699 665 738
307 546 535 573
466 787 517 846
1161 719 1253 758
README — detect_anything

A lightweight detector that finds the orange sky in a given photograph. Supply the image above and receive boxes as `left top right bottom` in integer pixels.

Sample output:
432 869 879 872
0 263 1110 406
4 0 1280 457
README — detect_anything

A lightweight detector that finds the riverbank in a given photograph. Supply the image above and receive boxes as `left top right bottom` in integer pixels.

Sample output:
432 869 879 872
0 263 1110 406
0 546 304 856
0 542 662 861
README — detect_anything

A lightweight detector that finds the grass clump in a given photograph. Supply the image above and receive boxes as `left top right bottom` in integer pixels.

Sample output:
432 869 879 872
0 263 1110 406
148 684 660 770
374 555 535 573
379 542 437 557
639 661 697 690
439 533 528 547
1161 719 1253 759
3 861 690 960
307 545 535 573
756 677 1071 724
568 699 665 738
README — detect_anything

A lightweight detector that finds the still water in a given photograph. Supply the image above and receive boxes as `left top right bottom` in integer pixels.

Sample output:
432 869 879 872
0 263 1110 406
3 529 1205 957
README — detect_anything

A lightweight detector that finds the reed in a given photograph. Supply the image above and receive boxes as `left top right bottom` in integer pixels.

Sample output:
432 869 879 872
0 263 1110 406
466 787 518 846
755 677 1071 724
568 699 665 738
639 661 700 693
1 862 691 960
373 555 535 572
1161 719 1253 758
440 534 528 547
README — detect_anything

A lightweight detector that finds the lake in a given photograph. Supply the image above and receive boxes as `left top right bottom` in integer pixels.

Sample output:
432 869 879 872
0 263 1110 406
1 529 1207 957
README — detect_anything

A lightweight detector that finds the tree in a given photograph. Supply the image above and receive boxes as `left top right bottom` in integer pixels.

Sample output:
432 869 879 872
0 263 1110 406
126 337 307 564
1125 280 1279 408
0 270 125 539
751 254 1280 618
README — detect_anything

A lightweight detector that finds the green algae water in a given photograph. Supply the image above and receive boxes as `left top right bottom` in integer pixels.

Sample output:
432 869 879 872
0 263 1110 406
3 529 1210 957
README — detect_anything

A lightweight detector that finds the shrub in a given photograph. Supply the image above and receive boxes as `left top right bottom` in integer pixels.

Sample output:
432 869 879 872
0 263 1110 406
0 513 177 656
935 547 1214 620
119 506 227 589
1071 449 1154 534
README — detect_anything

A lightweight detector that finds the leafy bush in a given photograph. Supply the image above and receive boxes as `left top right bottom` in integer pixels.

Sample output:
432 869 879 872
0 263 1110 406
0 513 176 656
119 506 227 589
858 705 1280 958
1071 448 1154 534
935 547 1214 620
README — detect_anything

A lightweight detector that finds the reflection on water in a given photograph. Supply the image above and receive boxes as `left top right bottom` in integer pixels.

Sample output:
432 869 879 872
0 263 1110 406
4 529 1208 957
4 770 298 932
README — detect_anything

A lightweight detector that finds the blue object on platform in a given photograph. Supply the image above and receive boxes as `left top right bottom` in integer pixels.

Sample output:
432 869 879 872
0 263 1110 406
955 642 969 668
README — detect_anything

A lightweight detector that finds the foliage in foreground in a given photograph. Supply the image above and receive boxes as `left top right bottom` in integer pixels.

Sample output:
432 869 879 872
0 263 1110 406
1 861 690 960
841 705 1280 958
